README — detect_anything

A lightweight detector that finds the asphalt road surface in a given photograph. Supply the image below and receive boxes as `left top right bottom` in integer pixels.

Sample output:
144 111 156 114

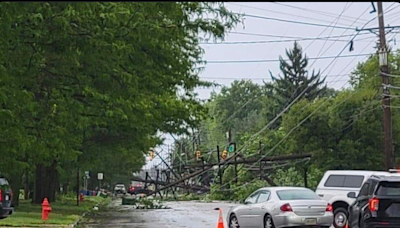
78 199 239 228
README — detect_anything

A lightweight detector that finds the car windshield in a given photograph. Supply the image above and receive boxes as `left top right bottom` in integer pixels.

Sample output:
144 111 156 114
376 181 400 196
277 189 320 200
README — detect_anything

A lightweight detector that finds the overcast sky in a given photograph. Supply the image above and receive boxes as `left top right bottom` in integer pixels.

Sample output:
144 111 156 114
144 2 400 170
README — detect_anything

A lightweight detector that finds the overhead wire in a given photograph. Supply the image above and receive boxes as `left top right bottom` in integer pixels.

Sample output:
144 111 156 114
227 2 360 27
205 53 373 64
199 36 374 45
227 31 372 39
272 2 371 23
243 13 357 30
201 74 351 80
242 3 313 93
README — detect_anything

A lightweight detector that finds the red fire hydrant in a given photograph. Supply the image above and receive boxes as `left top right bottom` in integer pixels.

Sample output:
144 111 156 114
79 193 84 202
41 198 52 220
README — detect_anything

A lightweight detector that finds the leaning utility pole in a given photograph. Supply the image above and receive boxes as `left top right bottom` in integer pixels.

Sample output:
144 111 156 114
377 2 393 170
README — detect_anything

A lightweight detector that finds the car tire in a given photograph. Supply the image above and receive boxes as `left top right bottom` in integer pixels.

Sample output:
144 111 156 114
264 214 275 228
229 214 240 228
333 207 349 228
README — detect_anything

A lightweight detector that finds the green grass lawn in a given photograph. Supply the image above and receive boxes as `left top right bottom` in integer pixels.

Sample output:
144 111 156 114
0 195 110 227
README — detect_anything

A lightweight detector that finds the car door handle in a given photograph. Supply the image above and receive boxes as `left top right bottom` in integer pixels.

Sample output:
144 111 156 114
261 206 266 209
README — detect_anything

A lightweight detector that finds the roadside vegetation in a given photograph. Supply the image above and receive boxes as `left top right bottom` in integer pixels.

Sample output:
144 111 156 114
0 195 110 227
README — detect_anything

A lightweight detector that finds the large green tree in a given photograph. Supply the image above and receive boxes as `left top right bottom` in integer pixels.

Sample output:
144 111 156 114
0 2 239 203
268 42 327 110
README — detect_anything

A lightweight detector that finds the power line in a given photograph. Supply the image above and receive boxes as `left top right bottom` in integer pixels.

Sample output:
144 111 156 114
310 2 354 69
381 72 400 78
272 2 371 23
206 53 373 64
200 36 374 45
201 74 351 80
227 31 371 39
243 13 357 30
228 2 360 28
307 5 372 77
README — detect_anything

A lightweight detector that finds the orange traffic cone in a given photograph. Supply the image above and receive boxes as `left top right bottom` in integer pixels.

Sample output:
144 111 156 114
216 208 225 228
345 222 349 228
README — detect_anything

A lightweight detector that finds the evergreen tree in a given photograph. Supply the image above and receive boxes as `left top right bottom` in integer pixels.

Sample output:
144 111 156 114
267 42 327 109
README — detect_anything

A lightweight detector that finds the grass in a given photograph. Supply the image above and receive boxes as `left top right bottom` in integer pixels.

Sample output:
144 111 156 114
0 195 110 227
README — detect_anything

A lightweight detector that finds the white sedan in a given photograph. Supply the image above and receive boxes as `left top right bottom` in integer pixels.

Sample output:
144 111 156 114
227 187 333 228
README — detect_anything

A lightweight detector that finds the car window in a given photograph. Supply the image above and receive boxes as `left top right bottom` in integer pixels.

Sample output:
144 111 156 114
358 182 370 197
343 175 365 188
376 181 400 196
277 189 320 200
369 180 378 195
256 191 270 203
324 175 364 188
245 191 260 204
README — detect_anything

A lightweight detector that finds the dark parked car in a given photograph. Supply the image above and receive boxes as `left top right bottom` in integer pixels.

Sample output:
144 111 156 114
0 177 13 219
348 174 400 228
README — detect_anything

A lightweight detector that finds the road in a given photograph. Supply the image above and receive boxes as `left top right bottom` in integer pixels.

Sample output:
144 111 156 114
78 199 239 228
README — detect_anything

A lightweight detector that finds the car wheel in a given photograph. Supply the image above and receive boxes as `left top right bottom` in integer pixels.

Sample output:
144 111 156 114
333 207 349 228
229 214 240 228
264 214 275 228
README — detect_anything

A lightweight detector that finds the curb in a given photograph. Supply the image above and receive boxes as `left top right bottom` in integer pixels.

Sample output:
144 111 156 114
70 212 87 228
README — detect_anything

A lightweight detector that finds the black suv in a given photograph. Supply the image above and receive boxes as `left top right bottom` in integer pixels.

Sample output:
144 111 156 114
0 177 13 219
348 175 400 228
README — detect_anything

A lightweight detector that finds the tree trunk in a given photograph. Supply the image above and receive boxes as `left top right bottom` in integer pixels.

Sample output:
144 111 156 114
55 171 60 195
34 161 58 204
62 180 69 195
23 170 29 200
9 170 23 207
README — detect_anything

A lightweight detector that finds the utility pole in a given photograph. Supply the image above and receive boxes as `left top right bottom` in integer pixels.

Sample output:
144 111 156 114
217 146 222 185
227 129 238 183
259 141 263 180
377 2 394 170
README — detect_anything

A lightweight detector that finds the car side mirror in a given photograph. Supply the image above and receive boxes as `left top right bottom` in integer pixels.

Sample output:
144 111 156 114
347 192 356 199
244 199 251 205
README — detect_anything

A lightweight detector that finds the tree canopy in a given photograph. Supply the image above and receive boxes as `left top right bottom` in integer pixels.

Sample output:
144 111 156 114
0 2 240 203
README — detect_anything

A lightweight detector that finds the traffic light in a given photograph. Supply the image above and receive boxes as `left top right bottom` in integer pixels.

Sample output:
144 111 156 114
228 142 236 153
196 150 201 160
149 150 155 161
221 149 228 159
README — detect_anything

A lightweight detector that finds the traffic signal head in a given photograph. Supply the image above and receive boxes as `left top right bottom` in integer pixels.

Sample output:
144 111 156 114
196 150 201 160
222 149 228 159
149 150 155 161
